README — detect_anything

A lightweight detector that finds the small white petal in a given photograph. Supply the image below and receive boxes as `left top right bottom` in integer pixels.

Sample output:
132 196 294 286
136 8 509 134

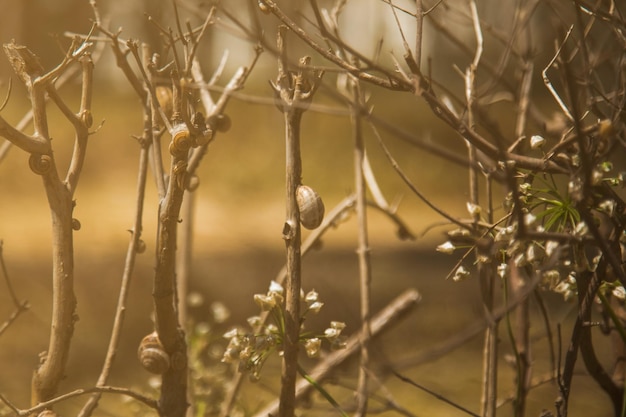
330 321 346 330
466 202 481 217
305 289 319 303
436 241 456 254
519 182 531 193
223 328 239 339
613 286 626 301
453 266 471 282
269 280 284 295
524 213 536 226
545 240 559 257
497 263 508 279
304 338 321 358
530 135 546 149
308 301 324 314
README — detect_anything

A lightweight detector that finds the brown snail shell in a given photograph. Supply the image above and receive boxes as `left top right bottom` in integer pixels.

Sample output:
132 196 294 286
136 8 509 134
207 113 231 133
138 332 170 374
136 239 146 254
80 109 93 128
169 123 192 155
156 85 174 122
296 185 325 230
29 154 53 175
258 0 271 13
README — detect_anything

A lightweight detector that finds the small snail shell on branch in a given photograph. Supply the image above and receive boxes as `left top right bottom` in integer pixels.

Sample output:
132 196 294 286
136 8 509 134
80 109 93 128
169 123 192 155
258 0 271 13
207 114 232 133
296 185 325 230
138 332 170 374
28 154 53 175
156 85 174 122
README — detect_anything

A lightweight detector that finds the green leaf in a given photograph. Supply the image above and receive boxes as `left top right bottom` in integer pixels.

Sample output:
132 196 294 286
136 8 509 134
298 364 349 417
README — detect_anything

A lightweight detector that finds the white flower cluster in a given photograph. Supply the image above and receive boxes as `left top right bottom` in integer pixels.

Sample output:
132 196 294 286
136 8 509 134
221 281 346 380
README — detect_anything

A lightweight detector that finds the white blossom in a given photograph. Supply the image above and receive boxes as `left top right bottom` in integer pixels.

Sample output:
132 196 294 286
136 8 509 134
466 202 482 217
453 265 471 282
436 241 456 254
304 338 321 358
530 135 546 149
613 286 626 301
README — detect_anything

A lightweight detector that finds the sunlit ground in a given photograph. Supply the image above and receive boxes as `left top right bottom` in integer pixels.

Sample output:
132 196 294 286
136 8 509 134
0 84 616 416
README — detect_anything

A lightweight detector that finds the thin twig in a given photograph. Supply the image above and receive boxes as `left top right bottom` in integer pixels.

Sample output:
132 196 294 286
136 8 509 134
392 371 480 417
0 385 158 416
77 139 151 417
270 26 324 417
350 74 372 417
542 25 576 122
0 241 30 337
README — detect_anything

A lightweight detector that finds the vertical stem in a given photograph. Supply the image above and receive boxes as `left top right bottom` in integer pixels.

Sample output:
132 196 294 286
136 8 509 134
25 65 78 407
153 153 189 417
271 26 322 417
153 74 189 417
280 109 303 417
510 58 534 417
510 265 530 417
78 140 150 417
414 0 423 69
177 190 194 329
32 171 77 404
352 80 372 417
177 185 195 417
464 4 495 415
479 264 497 417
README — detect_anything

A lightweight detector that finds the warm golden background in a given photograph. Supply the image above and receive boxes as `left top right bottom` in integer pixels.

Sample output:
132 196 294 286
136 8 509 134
0 1 617 416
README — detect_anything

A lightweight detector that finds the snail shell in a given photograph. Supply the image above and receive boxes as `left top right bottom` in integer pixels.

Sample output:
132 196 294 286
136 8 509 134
29 154 53 175
207 114 232 133
138 332 170 374
169 123 192 155
80 109 93 128
296 185 325 230
156 85 174 122
136 239 146 254
258 0 271 13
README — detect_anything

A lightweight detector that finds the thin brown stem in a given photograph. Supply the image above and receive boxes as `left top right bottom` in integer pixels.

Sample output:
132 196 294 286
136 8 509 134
351 76 372 417
77 139 151 417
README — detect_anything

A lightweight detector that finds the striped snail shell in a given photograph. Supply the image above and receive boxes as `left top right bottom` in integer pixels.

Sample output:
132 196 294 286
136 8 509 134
28 154 53 175
296 185 325 230
138 332 170 374
169 123 192 155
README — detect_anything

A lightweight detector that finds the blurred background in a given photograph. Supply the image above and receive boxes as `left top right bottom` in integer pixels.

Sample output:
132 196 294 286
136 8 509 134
0 1 620 416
